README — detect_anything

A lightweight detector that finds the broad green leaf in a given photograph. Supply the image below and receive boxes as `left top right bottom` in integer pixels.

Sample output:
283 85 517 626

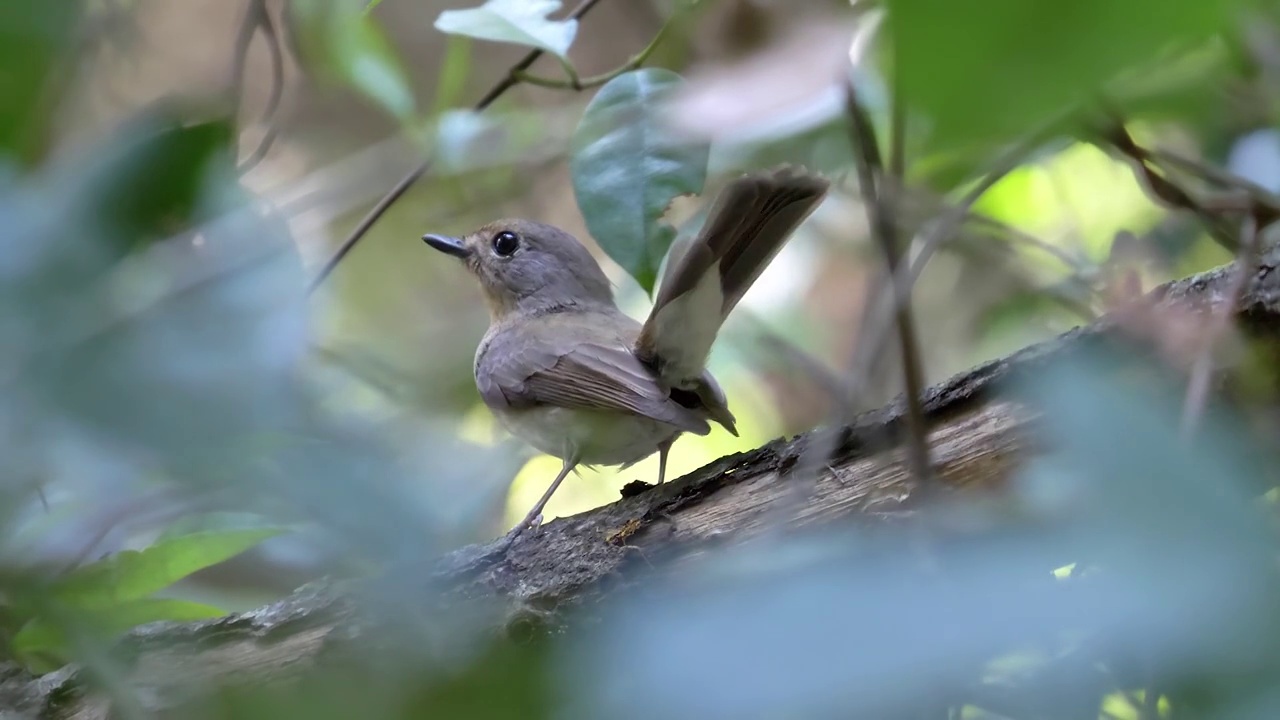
289 0 416 120
14 598 225 670
0 0 81 165
570 69 710 294
887 0 1244 147
54 527 283 606
435 0 577 61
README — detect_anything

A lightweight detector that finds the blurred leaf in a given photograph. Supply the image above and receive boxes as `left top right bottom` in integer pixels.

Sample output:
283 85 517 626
431 34 474 113
1109 38 1238 128
887 0 1243 146
84 116 239 255
434 0 577 61
361 0 383 13
55 527 283 606
570 69 709 293
156 512 289 542
14 598 225 671
0 0 81 166
289 0 416 121
666 18 853 146
713 114 855 179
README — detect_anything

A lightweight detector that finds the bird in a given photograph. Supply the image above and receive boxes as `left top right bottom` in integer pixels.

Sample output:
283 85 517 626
423 166 829 547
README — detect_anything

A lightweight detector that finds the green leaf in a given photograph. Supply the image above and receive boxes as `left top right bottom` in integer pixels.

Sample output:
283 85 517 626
289 0 416 120
434 0 577 61
54 527 283 607
887 0 1244 147
14 598 225 668
570 69 710 294
0 0 81 165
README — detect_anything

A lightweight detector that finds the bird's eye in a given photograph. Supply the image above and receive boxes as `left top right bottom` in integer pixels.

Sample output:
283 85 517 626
492 231 520 257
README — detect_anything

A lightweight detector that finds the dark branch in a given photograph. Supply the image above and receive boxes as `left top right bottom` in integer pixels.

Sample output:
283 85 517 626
843 72 935 488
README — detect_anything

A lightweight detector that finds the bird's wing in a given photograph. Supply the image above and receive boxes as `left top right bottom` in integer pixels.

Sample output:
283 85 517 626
476 329 711 436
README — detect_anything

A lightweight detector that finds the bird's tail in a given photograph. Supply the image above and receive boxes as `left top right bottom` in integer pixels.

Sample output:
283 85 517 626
636 166 829 382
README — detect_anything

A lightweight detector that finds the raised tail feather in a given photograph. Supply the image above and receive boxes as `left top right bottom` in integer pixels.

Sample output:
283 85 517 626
636 166 829 383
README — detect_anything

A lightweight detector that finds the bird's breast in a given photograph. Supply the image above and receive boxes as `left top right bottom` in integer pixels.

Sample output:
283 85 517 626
492 405 679 467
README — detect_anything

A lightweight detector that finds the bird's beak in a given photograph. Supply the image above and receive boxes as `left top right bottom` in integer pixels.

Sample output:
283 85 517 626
422 233 471 259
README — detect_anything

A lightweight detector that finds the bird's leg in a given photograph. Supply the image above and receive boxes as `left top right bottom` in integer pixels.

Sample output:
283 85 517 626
498 455 577 551
656 439 672 485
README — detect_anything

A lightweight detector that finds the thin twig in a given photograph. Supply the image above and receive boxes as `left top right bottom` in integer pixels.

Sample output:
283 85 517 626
228 0 258 119
899 122 1067 301
1153 148 1280 198
305 0 609 296
1103 121 1249 252
236 0 287 174
872 122 1084 358
779 112 1066 519
238 123 282 174
512 15 675 90
843 72 934 487
1180 212 1261 438
843 130 1072 413
58 489 187 575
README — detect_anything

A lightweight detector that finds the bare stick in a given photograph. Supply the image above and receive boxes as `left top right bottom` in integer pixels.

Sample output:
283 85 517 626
1103 121 1277 252
843 72 934 487
228 0 263 121
305 0 608 296
235 0 287 174
774 119 1076 517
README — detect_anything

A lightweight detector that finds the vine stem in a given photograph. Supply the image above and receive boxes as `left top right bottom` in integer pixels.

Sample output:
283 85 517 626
512 16 675 91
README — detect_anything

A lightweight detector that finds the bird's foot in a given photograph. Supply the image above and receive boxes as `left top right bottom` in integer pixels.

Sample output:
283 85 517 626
493 513 544 555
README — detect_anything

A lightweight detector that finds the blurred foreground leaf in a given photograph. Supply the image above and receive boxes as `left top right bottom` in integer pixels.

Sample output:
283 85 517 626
55 527 284 605
289 0 416 121
1 103 456 647
434 0 578 61
82 115 239 256
570 69 709 293
0 0 81 165
887 0 1243 147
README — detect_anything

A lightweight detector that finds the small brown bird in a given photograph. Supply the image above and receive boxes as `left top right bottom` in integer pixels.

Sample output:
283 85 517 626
424 166 828 546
